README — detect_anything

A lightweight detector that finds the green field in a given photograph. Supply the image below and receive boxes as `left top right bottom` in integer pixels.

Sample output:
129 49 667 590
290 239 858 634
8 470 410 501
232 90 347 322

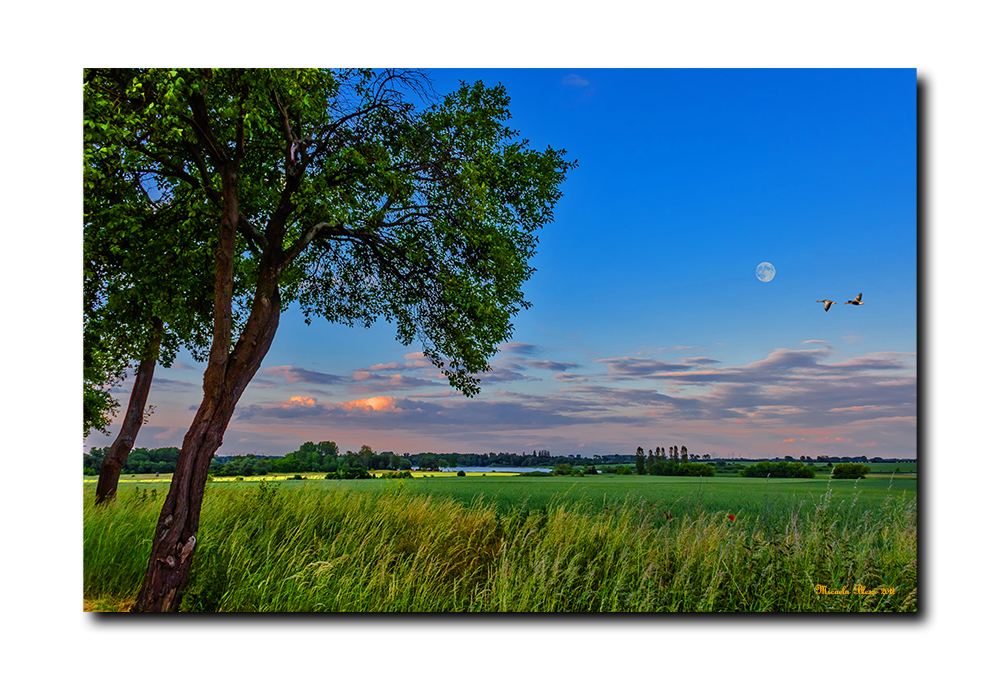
377 472 915 520
85 471 917 612
92 470 916 528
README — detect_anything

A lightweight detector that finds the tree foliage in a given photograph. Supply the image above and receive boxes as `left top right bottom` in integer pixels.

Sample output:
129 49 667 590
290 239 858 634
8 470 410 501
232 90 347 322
739 460 816 479
84 69 224 433
647 460 715 477
831 463 871 479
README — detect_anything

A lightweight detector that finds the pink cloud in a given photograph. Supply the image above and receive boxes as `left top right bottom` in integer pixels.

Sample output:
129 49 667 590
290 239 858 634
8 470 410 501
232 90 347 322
283 395 317 408
340 396 400 412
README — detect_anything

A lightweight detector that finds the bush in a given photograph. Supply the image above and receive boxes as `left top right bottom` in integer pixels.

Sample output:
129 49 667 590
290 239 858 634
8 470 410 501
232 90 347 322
456 470 466 477
340 467 372 480
648 460 716 477
615 466 633 475
553 464 574 476
739 461 815 479
383 470 413 479
325 472 336 479
831 463 871 479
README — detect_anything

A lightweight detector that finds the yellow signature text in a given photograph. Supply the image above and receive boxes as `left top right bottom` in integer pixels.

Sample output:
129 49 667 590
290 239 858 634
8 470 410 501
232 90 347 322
814 584 896 596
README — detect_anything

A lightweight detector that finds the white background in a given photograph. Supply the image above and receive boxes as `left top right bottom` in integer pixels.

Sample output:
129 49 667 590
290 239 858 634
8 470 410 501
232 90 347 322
1 1 995 678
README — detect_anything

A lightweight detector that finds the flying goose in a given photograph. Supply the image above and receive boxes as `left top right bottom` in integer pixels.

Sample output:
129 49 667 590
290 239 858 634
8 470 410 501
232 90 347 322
845 293 865 306
816 299 836 312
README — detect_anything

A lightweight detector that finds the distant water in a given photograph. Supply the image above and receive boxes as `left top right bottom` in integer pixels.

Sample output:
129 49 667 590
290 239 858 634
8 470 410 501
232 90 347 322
440 466 553 474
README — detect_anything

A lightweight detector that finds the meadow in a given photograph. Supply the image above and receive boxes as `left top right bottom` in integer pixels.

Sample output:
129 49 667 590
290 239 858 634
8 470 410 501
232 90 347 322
84 471 917 613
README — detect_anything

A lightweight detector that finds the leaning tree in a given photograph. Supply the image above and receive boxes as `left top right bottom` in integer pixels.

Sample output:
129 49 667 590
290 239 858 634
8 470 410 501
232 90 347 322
83 68 574 611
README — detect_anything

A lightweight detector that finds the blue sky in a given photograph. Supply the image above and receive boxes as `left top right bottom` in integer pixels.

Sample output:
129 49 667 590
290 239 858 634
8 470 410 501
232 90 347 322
85 68 917 460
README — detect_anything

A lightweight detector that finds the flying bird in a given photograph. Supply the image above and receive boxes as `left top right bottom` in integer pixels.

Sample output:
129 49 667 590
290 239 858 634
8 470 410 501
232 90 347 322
816 299 836 312
845 293 865 306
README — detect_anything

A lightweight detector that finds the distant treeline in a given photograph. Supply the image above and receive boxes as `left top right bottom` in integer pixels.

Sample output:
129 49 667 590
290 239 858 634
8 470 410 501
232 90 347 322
83 442 906 478
85 443 616 477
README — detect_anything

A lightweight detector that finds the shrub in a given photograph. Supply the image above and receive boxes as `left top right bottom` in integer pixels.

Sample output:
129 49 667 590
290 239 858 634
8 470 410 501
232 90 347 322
831 463 871 479
383 470 414 479
325 472 336 479
456 470 466 477
615 465 633 475
648 460 716 477
739 461 815 478
553 464 574 476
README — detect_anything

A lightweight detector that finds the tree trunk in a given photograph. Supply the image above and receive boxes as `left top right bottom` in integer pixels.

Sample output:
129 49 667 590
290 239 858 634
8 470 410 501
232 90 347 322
130 273 282 612
95 317 164 506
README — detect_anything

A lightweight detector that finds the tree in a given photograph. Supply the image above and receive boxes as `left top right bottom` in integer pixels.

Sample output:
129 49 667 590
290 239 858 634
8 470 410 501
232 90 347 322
635 446 645 475
85 72 233 504
358 444 376 470
680 445 688 464
831 463 871 479
85 68 573 611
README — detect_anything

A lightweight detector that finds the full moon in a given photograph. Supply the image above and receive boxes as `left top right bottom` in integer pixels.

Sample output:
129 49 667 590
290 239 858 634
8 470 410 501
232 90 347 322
756 262 775 282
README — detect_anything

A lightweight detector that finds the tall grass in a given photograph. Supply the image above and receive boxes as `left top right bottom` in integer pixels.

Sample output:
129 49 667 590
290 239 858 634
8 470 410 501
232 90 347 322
84 479 916 612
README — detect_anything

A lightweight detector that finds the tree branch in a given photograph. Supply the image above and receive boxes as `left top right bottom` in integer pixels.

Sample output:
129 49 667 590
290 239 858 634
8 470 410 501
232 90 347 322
238 215 266 253
186 87 229 167
282 221 348 266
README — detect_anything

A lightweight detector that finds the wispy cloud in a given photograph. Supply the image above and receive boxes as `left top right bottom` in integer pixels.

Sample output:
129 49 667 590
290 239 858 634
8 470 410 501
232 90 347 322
151 377 198 391
499 342 542 357
260 365 345 384
522 360 580 372
681 357 721 366
593 356 693 379
561 73 589 87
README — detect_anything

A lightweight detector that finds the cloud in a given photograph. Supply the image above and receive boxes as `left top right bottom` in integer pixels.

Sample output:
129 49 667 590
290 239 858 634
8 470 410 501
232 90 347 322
222 341 915 459
561 74 589 87
284 395 317 408
522 360 580 372
171 361 197 370
341 396 402 412
261 365 344 385
153 427 182 440
593 356 694 380
499 342 541 357
151 377 198 391
348 371 441 392
367 353 436 372
476 367 540 384
553 372 590 383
